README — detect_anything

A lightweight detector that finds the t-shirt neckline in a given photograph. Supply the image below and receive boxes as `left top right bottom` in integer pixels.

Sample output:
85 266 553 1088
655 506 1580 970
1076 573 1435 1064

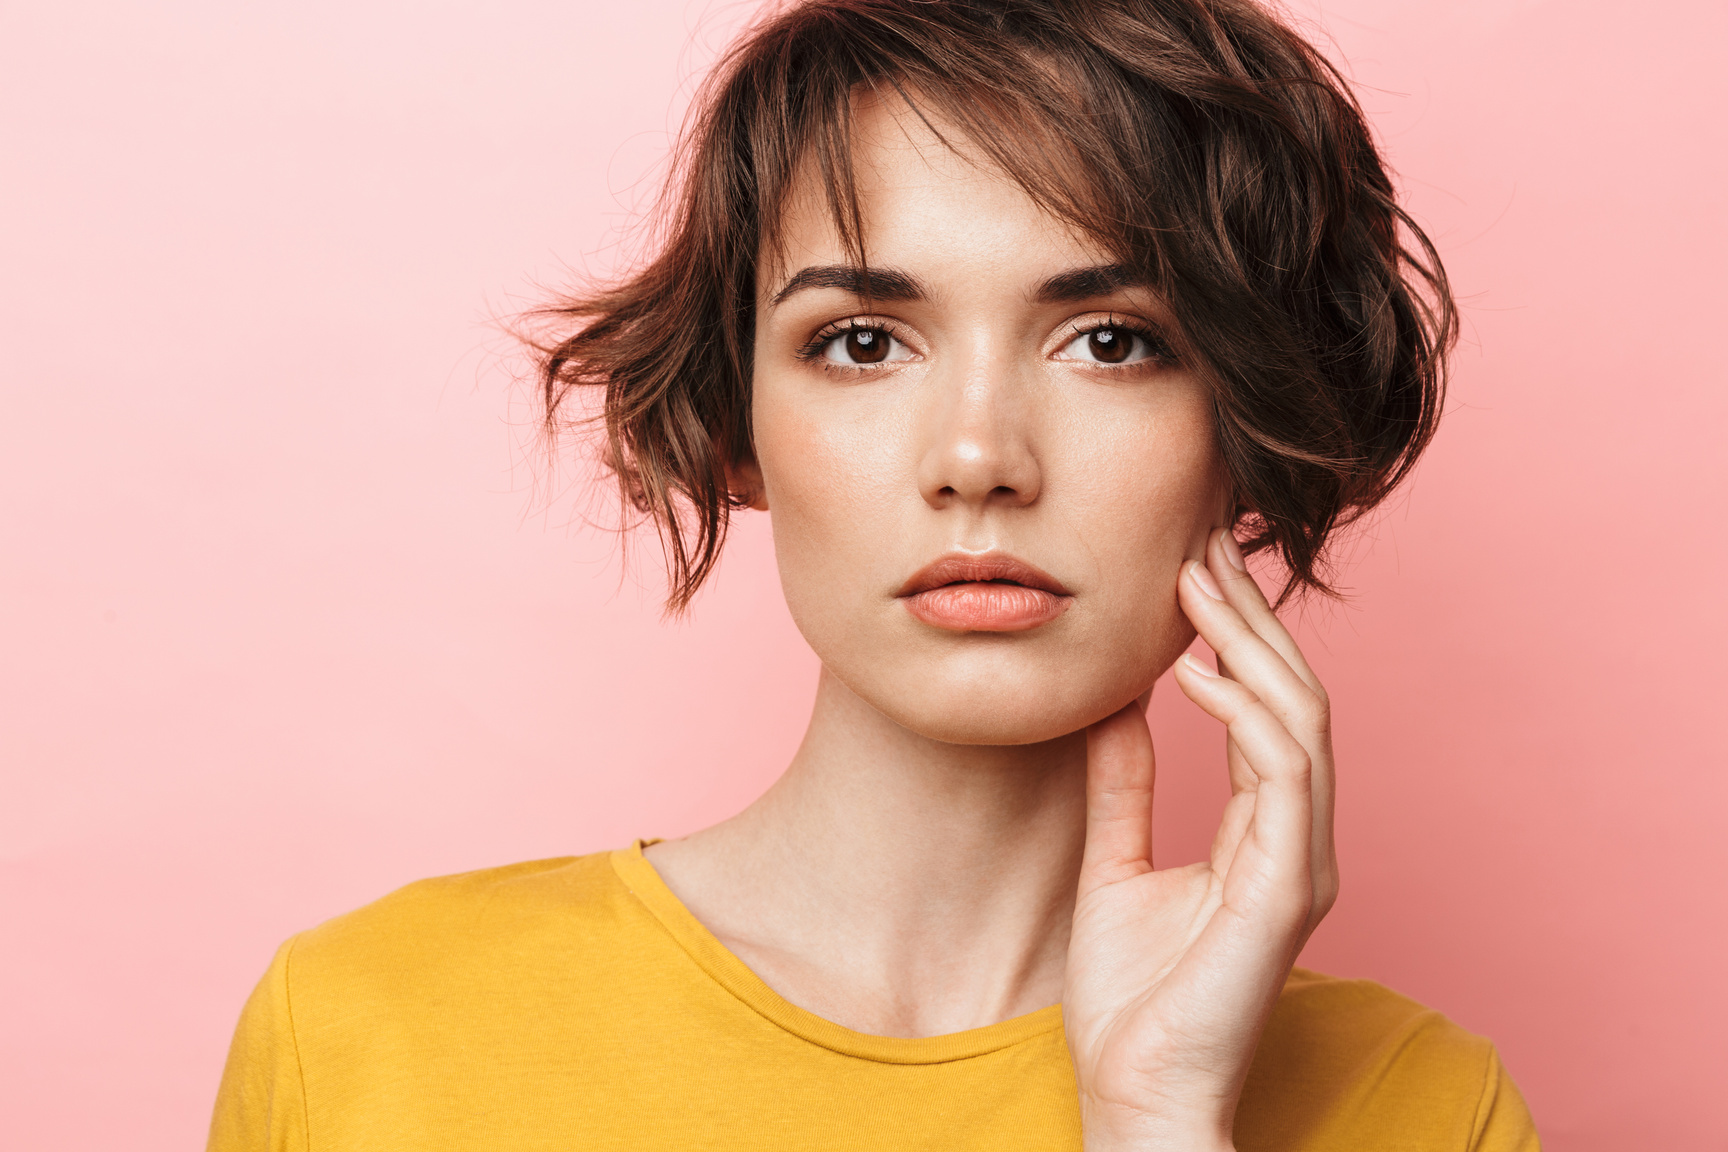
610 841 1066 1065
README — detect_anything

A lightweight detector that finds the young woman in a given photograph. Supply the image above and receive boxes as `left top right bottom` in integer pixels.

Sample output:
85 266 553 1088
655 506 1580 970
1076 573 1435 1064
209 1 1538 1148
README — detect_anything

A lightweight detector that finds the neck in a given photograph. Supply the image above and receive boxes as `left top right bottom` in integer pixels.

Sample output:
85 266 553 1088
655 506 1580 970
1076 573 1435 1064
645 665 1088 1037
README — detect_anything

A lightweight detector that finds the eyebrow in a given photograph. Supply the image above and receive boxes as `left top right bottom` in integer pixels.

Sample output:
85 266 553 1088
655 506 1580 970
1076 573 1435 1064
767 261 1150 306
770 265 927 305
1033 263 1148 303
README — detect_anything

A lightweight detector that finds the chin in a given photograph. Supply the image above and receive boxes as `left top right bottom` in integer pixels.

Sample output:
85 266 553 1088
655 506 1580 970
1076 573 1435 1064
895 703 1106 746
849 656 1149 746
801 604 1197 746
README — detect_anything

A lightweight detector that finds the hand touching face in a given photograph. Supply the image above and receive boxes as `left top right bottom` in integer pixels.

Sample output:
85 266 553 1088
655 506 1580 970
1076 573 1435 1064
745 94 1228 745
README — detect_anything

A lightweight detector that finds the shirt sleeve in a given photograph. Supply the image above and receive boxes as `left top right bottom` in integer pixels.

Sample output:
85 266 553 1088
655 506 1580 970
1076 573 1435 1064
207 937 311 1152
1470 1046 1541 1152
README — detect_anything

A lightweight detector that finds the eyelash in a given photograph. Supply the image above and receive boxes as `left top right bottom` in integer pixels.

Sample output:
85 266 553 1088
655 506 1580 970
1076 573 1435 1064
793 316 1179 369
794 318 908 364
1062 316 1179 366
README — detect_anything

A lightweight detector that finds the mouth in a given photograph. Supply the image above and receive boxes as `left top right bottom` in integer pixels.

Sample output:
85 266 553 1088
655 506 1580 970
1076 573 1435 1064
896 553 1073 633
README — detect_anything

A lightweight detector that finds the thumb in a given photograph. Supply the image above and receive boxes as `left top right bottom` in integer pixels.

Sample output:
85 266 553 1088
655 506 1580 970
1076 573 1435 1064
1080 702 1157 889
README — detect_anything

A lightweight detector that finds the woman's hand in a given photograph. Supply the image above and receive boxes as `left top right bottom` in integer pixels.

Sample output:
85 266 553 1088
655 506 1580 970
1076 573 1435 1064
1062 528 1338 1152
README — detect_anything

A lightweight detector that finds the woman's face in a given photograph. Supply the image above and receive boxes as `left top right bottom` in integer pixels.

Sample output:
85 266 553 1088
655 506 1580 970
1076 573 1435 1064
748 97 1228 745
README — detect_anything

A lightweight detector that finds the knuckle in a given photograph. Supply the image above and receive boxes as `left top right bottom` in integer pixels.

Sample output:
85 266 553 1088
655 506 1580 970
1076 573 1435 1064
1217 680 1263 715
1314 874 1340 916
1291 689 1330 733
1209 636 1243 671
1279 885 1315 929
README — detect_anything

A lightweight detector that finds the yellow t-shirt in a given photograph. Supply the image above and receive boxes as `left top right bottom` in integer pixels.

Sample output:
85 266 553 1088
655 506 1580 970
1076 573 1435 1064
209 845 1539 1151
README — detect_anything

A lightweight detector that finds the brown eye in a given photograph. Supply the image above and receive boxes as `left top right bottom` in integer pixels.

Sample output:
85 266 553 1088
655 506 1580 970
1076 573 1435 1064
1057 324 1157 367
845 327 889 364
1088 327 1131 364
814 323 911 368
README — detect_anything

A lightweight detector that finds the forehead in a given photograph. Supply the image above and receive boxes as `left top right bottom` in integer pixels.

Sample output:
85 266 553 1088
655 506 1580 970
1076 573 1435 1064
762 93 1112 290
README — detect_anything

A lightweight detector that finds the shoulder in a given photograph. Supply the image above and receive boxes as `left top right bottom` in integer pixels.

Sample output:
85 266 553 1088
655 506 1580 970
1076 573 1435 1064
1264 967 1482 1069
210 850 678 1149
1239 968 1539 1152
294 852 620 955
278 850 652 1022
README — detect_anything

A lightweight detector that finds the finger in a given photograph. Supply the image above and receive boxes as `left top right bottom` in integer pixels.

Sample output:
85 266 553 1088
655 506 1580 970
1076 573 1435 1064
1186 565 1337 932
1216 648 1332 930
1079 701 1157 889
1210 788 1256 879
1201 650 1287 798
1222 702 1332 944
1209 530 1324 699
1173 654 1314 921
1206 536 1336 917
1181 561 1329 759
1225 732 1256 795
1303 748 1339 940
1191 636 1338 945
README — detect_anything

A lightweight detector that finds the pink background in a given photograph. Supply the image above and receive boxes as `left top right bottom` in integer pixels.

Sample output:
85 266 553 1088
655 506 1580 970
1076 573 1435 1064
2 1 1723 1148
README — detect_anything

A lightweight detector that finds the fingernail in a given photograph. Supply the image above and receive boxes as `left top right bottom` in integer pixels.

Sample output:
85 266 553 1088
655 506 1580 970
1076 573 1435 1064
1189 561 1225 601
1181 653 1218 677
1219 532 1247 572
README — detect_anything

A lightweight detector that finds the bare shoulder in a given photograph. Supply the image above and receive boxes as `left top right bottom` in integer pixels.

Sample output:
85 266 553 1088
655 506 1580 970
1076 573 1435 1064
1238 968 1539 1152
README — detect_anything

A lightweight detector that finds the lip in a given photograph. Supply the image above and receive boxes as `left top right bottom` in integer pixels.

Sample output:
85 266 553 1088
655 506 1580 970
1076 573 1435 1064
897 552 1073 633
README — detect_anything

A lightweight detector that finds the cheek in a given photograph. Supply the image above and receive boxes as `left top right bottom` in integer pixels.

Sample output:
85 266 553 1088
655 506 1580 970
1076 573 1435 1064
1051 404 1225 661
749 381 902 600
1057 397 1225 574
754 390 859 539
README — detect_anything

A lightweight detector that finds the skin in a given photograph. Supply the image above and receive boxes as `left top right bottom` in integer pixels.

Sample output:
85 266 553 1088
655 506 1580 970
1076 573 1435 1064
646 95 1337 1152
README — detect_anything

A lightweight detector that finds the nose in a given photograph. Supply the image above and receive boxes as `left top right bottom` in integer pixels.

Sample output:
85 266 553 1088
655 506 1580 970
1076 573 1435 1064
916 359 1042 512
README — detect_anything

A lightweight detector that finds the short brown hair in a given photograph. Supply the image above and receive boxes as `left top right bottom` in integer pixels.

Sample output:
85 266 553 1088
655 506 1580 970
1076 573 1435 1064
531 0 1455 609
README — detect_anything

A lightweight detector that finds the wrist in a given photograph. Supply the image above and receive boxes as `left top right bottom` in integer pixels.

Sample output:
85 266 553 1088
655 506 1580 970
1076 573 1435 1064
1085 1131 1234 1152
1085 1134 1234 1152
1080 1098 1234 1152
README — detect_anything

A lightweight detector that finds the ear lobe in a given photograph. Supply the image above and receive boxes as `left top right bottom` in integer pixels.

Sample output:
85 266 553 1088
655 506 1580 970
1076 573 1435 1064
725 459 769 511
